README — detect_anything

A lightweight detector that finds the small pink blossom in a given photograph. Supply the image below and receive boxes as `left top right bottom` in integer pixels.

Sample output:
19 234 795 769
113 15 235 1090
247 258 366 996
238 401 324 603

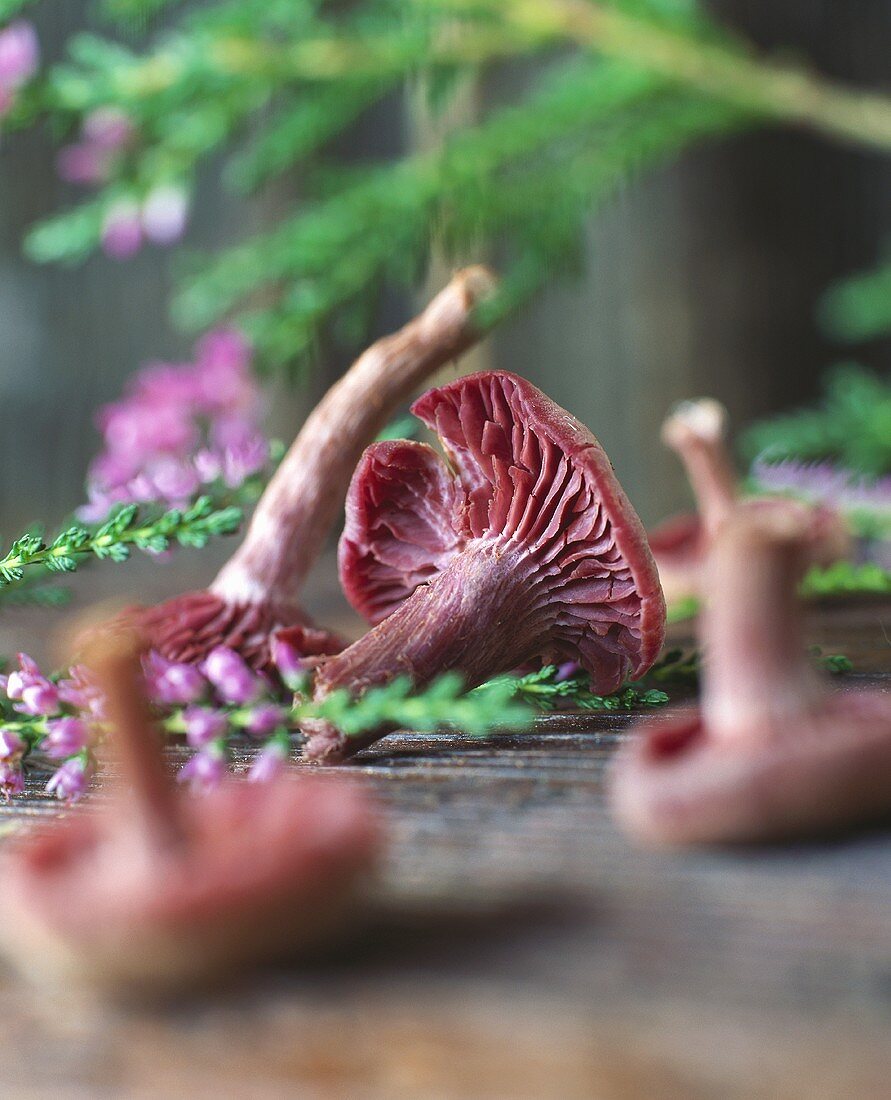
46 758 91 801
0 762 24 800
83 106 133 150
17 680 61 717
42 717 91 760
101 199 143 260
178 749 226 793
182 706 228 749
0 21 38 90
142 185 189 245
245 703 285 738
0 729 25 761
271 634 308 691
202 647 261 705
56 142 111 186
143 651 206 706
248 740 288 783
58 665 105 718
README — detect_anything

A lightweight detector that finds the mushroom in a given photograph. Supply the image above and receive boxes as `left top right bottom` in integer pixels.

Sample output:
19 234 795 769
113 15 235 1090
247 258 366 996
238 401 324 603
139 266 497 670
649 398 850 604
303 369 666 762
0 629 382 992
609 501 891 846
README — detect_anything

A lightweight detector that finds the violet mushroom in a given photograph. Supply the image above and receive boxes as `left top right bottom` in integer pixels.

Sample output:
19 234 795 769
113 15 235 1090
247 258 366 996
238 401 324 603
0 629 381 991
609 501 891 846
649 398 850 603
303 370 666 762
140 266 497 670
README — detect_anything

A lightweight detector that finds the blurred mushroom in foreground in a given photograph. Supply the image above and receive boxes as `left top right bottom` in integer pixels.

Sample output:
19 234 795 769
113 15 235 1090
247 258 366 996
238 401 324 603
304 370 666 762
0 627 382 993
649 398 850 605
139 266 497 672
610 501 891 846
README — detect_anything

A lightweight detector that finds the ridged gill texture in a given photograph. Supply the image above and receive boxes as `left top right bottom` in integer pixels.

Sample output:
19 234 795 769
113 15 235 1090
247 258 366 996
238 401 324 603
339 370 665 690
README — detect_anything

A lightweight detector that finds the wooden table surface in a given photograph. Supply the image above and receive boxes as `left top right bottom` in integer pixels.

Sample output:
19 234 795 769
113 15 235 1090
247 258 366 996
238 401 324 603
0 553 889 1099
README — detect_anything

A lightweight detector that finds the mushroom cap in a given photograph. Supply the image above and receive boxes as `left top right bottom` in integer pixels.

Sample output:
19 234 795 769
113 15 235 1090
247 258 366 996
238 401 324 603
610 692 891 846
339 370 665 690
0 775 381 990
138 590 344 670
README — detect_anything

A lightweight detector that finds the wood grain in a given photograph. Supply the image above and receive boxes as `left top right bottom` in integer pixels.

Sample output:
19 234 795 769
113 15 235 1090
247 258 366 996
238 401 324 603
0 589 889 1098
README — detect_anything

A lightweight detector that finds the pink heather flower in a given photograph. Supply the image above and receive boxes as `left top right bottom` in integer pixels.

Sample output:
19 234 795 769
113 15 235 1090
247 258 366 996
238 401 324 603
202 647 261 705
42 717 91 760
248 740 288 783
145 455 201 505
46 758 91 802
17 680 61 717
101 199 143 260
57 665 105 718
0 729 25 761
82 106 133 150
182 706 228 749
195 329 256 415
141 185 189 245
271 634 308 691
0 21 39 90
6 652 43 700
178 749 227 794
143 651 206 706
56 142 111 186
246 703 286 738
0 762 24 800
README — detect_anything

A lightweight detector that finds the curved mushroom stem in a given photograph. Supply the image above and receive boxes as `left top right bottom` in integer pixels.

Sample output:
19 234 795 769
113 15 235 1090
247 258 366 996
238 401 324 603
661 398 736 542
701 505 825 745
305 544 548 761
84 630 184 851
212 266 497 611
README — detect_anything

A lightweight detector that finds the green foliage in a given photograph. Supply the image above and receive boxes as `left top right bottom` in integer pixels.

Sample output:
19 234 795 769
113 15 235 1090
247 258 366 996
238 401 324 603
820 258 891 343
739 364 891 476
11 0 891 378
482 663 670 712
0 497 243 592
801 560 891 598
299 671 534 737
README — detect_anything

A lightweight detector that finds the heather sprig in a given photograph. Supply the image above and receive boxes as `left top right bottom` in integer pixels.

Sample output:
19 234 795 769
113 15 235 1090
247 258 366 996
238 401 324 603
481 664 670 713
0 497 243 591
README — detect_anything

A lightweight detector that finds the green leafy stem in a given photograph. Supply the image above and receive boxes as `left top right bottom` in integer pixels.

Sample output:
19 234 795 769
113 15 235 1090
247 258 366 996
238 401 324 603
0 497 243 590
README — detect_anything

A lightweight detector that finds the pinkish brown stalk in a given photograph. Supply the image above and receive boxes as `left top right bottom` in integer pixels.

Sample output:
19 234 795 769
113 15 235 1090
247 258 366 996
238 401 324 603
650 398 850 603
0 626 382 992
610 502 891 846
141 266 497 669
303 370 666 763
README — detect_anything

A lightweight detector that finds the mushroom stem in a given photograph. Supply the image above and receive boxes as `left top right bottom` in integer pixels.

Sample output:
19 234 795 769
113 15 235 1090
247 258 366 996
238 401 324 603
701 506 825 745
307 544 546 760
661 399 736 541
212 266 496 610
85 632 184 851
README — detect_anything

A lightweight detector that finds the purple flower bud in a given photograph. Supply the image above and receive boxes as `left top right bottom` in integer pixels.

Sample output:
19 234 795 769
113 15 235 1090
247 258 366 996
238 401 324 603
143 651 206 706
0 21 38 89
0 762 24 800
555 661 581 683
0 729 25 761
271 634 308 692
41 717 90 760
248 740 288 783
56 142 110 186
178 749 227 794
182 705 228 749
82 106 133 150
46 758 91 802
201 647 261 705
58 665 105 718
245 703 285 739
17 680 61 718
142 185 189 246
101 199 143 260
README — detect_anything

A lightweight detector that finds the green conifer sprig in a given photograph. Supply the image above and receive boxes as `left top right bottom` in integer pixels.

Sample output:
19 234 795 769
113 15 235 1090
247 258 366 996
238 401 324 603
0 497 242 590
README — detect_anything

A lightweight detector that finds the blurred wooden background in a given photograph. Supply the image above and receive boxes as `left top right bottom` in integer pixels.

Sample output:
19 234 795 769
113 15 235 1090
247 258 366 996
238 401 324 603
0 0 889 532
